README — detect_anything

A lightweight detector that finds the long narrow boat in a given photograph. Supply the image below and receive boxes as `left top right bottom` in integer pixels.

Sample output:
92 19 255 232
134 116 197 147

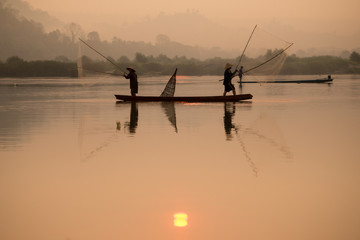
238 77 333 84
115 94 253 102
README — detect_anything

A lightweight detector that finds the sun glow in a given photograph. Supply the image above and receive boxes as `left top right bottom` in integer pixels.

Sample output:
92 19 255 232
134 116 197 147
173 213 188 227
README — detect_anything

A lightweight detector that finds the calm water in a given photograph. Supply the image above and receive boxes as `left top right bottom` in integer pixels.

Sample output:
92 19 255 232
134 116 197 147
1 74 360 240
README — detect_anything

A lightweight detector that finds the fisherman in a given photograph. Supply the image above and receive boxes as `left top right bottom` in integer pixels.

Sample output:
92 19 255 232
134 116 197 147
124 66 138 96
223 63 237 96
238 66 244 82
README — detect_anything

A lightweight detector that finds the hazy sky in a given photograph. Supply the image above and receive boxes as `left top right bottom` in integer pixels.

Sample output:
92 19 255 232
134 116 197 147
24 0 359 23
24 0 360 52
25 0 358 17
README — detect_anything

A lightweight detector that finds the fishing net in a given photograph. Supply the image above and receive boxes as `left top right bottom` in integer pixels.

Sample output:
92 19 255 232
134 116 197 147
235 25 293 79
160 68 177 97
77 39 125 77
77 42 84 78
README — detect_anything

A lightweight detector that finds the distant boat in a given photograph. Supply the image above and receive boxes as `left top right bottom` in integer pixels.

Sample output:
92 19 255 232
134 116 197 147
115 94 253 102
238 75 333 84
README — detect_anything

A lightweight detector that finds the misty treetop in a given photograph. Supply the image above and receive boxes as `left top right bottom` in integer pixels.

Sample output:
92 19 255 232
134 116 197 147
0 56 77 77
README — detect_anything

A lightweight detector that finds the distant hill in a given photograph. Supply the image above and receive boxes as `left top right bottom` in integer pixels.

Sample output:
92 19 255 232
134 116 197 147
110 11 246 52
3 0 64 31
0 1 238 60
0 1 77 60
1 0 358 61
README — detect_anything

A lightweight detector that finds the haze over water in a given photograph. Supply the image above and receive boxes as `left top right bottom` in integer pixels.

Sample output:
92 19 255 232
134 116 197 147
0 74 360 240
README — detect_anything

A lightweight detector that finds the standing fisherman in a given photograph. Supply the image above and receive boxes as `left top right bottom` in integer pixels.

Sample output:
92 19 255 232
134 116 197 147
124 66 138 96
238 66 244 82
223 63 237 96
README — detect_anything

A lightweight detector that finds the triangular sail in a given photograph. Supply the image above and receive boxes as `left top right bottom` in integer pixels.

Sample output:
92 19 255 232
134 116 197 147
160 68 177 97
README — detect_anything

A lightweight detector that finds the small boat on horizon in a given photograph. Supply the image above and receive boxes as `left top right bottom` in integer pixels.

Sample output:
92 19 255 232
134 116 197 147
238 75 333 84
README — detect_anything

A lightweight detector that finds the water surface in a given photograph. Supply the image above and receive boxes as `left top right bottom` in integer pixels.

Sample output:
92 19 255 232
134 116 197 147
1 75 360 240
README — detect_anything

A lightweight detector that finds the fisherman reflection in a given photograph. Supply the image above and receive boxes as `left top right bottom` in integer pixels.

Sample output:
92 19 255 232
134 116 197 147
124 102 138 134
224 102 238 140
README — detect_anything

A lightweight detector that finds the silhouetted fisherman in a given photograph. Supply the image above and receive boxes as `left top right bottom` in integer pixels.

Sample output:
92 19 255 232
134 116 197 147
123 66 138 96
223 63 237 96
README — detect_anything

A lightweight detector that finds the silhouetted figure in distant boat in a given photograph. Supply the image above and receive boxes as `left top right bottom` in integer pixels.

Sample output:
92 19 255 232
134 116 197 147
123 66 138 96
238 66 244 82
223 63 237 96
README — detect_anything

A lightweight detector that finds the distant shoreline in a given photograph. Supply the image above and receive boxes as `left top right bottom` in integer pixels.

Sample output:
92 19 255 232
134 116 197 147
1 54 360 78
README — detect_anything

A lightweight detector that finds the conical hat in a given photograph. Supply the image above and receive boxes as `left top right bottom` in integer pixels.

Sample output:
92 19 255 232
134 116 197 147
224 63 233 69
126 66 135 71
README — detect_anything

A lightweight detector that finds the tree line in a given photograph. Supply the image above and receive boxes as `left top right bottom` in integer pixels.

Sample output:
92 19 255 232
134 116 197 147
1 52 360 78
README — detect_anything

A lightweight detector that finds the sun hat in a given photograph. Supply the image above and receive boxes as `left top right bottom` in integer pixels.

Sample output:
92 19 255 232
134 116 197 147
224 63 233 69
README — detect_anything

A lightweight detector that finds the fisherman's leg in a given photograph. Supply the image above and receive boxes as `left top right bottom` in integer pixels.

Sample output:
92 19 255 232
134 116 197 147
231 85 236 95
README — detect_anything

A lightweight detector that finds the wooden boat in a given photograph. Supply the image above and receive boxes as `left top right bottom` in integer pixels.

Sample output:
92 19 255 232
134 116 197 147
115 68 252 103
238 77 333 84
115 94 253 102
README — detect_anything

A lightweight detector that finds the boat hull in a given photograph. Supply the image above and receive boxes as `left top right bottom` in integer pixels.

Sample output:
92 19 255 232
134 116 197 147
115 94 253 102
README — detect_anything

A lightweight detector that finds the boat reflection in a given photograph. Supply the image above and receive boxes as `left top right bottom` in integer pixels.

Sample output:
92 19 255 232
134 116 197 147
117 101 255 138
114 100 296 177
116 101 177 134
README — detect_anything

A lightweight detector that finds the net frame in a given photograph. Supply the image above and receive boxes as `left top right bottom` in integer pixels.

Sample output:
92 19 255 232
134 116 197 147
160 68 177 97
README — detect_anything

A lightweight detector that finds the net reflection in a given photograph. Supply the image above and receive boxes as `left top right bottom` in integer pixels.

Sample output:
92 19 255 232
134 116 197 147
116 101 177 135
223 102 258 176
245 113 293 160
161 102 178 133
223 102 293 176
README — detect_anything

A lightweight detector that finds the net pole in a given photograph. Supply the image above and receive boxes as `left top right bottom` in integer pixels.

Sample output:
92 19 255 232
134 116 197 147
236 25 257 70
78 38 126 74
